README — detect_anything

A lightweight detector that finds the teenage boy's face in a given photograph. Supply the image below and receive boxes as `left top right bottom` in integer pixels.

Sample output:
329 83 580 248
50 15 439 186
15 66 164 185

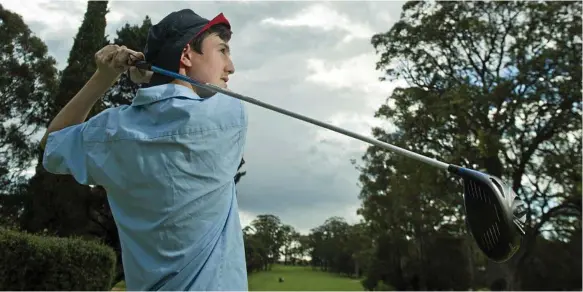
182 33 234 89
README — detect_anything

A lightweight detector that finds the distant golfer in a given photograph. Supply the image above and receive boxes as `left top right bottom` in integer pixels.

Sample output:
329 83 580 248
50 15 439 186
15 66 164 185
40 9 248 291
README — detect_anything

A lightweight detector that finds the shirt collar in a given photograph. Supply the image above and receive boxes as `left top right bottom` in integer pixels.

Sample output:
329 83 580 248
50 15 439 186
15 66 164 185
131 83 203 106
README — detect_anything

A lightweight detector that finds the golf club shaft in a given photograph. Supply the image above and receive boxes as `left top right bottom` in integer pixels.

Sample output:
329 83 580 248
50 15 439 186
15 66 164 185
145 64 450 170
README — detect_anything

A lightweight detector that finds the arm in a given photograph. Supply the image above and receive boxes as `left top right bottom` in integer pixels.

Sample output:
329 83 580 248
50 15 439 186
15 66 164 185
40 44 145 149
39 71 116 149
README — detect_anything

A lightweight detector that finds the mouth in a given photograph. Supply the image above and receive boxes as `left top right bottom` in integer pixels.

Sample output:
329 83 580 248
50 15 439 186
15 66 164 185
221 77 229 83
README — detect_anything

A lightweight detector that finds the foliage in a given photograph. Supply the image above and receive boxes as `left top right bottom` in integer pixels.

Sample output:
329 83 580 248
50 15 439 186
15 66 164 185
309 217 372 277
358 0 581 290
516 227 582 290
20 0 109 239
0 228 116 290
102 16 152 108
0 4 58 195
246 214 286 270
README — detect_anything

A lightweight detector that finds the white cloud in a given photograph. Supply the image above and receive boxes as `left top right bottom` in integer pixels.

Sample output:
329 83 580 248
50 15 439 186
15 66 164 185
304 52 405 150
305 52 401 96
305 53 408 105
315 111 395 148
238 209 256 229
106 10 125 24
260 3 375 43
1 0 86 40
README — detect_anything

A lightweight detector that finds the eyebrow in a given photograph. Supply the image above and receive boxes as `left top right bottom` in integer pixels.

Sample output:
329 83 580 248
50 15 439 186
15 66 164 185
219 43 230 52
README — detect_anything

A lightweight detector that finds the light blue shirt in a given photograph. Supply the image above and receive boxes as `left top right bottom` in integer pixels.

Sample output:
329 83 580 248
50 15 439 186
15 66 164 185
42 83 248 291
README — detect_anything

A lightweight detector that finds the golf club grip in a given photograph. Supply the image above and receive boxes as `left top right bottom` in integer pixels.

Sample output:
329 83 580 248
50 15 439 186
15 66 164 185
145 64 450 171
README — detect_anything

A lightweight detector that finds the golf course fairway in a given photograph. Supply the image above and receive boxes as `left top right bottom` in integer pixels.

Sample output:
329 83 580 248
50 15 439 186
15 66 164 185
248 264 365 291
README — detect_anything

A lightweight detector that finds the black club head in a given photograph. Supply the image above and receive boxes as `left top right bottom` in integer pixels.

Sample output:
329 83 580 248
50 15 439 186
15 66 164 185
450 166 526 263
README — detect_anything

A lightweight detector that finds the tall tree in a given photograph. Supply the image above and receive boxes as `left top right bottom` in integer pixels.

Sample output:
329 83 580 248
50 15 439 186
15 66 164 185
0 4 59 226
249 214 284 268
279 224 298 264
20 0 109 245
243 225 270 273
308 217 356 274
359 0 581 290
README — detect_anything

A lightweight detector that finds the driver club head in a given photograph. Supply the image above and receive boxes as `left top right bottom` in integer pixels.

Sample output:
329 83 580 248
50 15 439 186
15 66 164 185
452 166 526 262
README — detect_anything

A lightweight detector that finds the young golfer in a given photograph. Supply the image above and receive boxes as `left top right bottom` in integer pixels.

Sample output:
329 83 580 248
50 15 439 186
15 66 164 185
40 9 248 291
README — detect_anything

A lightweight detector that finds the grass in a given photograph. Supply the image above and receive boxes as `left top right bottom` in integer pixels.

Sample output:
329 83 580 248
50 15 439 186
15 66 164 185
248 264 364 291
112 280 125 290
112 264 364 291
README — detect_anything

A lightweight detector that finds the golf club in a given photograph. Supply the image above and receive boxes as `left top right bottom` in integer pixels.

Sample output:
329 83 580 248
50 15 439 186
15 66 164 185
133 61 527 263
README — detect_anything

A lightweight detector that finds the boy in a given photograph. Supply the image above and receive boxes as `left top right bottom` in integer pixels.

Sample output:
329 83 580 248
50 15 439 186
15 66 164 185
40 9 248 291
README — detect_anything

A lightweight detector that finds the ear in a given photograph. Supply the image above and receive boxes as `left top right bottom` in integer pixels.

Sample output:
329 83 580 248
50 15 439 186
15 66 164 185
179 43 194 68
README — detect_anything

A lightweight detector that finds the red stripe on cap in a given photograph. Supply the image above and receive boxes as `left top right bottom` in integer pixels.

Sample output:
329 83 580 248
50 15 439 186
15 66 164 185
195 13 231 38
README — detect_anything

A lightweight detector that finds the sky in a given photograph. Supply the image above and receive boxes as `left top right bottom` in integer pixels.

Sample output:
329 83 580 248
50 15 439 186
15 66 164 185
1 0 408 235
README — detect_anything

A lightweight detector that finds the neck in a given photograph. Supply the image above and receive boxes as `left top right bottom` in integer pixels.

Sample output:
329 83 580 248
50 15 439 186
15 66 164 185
171 79 216 98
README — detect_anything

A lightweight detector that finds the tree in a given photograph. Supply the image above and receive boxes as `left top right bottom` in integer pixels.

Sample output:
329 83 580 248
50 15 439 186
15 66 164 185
346 222 373 278
0 4 59 226
17 1 116 286
515 227 581 291
359 1 581 289
249 214 284 268
21 0 109 237
243 225 270 273
279 224 299 265
101 16 152 108
308 217 359 275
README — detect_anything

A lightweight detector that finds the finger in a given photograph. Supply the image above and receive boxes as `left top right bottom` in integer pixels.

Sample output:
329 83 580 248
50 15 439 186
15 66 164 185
94 45 110 62
104 48 116 64
133 51 145 60
127 50 145 65
97 44 117 65
117 46 142 69
112 45 128 71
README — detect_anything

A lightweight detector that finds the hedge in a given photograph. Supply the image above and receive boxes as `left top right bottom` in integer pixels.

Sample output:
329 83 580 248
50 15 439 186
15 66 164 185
0 228 117 290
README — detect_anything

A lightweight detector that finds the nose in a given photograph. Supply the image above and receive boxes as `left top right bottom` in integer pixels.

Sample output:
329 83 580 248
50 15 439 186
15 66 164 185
226 56 235 75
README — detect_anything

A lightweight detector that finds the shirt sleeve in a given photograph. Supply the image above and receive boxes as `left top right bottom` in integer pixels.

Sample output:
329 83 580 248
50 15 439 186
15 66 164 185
42 123 97 186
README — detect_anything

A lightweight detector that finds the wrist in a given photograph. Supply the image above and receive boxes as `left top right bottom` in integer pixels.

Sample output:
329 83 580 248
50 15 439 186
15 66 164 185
93 69 121 86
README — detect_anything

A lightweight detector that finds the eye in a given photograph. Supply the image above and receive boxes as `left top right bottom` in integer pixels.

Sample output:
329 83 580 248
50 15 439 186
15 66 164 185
220 48 227 54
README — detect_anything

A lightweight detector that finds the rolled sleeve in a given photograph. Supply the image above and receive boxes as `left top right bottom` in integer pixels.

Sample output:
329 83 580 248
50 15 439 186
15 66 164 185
42 123 96 185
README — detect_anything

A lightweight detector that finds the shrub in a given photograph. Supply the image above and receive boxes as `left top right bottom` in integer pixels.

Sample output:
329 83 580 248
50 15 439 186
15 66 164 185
0 228 116 290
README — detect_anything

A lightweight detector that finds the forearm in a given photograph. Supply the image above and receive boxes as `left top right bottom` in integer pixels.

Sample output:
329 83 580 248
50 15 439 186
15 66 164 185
40 70 117 149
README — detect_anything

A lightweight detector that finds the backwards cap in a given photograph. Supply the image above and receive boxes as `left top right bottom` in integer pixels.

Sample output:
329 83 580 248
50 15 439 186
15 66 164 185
143 9 231 86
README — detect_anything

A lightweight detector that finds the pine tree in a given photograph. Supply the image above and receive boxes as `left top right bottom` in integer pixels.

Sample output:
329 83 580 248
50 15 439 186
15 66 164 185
21 1 109 238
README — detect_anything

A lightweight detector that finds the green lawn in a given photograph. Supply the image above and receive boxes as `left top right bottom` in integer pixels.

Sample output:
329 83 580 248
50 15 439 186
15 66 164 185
248 264 364 291
113 264 364 291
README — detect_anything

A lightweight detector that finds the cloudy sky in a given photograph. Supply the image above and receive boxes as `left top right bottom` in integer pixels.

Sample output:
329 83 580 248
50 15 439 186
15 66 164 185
2 0 408 234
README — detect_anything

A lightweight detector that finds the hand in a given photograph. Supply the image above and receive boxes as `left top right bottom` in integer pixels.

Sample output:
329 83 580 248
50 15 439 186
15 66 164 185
94 44 141 80
129 66 153 84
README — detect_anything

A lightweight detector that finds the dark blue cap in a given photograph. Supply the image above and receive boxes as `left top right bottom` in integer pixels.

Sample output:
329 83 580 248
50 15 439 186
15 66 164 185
143 9 231 86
